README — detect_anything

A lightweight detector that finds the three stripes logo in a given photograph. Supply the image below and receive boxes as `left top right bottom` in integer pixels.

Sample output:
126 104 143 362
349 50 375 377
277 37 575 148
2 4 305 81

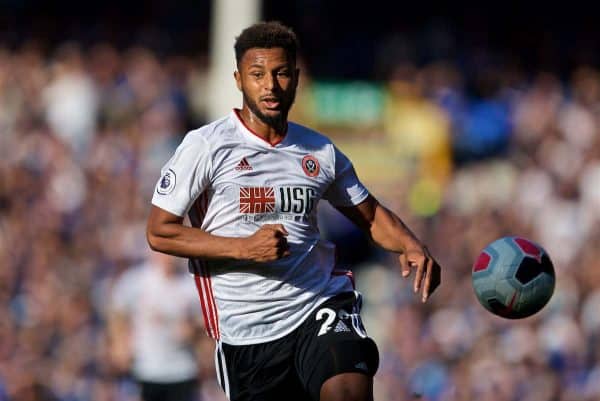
235 157 253 171
334 320 351 333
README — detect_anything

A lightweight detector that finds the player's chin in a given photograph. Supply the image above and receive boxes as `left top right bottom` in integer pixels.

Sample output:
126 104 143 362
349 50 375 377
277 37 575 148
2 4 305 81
260 108 284 121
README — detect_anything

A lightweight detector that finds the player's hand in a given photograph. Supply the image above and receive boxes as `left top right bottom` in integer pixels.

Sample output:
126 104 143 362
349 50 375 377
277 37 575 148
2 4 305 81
242 224 290 262
399 242 441 302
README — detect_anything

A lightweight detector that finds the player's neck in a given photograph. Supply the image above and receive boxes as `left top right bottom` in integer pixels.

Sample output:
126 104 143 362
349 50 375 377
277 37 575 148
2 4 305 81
237 108 287 145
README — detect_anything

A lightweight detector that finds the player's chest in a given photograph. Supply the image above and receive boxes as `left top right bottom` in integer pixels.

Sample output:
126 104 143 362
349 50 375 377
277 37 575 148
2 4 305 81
209 147 331 213
212 146 329 187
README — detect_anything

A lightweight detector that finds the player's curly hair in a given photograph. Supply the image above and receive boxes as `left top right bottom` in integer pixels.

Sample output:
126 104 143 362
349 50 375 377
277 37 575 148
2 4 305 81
234 21 298 66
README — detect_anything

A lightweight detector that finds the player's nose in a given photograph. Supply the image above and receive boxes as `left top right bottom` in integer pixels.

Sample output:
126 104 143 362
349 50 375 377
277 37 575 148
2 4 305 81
264 72 282 91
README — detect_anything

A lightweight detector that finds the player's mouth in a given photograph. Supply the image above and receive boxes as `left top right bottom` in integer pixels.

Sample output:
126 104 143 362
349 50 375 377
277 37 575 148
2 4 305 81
261 97 281 109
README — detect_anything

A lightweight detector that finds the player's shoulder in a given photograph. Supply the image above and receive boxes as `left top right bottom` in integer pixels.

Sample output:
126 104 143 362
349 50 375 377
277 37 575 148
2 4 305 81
180 114 237 148
288 121 334 148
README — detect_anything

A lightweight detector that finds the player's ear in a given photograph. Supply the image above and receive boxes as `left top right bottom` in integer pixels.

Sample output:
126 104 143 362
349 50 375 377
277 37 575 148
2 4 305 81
234 70 242 91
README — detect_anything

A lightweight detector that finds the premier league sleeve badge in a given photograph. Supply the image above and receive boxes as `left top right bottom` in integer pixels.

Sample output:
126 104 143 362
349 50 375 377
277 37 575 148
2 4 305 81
156 169 176 195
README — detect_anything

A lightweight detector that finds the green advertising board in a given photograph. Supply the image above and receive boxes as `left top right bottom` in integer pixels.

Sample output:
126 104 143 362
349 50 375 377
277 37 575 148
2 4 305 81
310 81 384 127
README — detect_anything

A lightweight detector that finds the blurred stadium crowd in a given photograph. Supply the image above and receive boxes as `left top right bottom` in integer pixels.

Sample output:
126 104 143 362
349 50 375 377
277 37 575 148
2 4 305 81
1 37 600 401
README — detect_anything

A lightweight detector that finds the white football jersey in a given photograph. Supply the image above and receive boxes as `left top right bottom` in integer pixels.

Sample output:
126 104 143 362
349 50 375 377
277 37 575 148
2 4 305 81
111 263 200 382
152 110 369 345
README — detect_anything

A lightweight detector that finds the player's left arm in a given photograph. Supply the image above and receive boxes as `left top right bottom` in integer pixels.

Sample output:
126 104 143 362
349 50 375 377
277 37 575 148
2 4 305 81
336 195 441 302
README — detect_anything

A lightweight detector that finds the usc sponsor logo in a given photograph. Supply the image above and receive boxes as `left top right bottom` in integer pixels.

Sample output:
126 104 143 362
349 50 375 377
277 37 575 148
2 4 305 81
239 186 317 218
279 187 316 214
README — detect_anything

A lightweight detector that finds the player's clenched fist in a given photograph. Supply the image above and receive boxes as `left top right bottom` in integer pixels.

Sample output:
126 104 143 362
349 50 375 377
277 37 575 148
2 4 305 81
242 224 290 262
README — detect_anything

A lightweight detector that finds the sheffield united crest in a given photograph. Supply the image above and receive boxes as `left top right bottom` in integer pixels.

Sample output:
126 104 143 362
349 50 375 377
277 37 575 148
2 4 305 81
302 155 320 177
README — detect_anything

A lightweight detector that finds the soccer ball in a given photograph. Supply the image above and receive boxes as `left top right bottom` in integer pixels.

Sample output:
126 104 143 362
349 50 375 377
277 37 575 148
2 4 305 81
472 236 555 319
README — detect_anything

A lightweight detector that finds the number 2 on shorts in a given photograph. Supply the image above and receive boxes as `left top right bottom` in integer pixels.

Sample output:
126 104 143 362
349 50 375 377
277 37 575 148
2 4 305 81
315 307 336 336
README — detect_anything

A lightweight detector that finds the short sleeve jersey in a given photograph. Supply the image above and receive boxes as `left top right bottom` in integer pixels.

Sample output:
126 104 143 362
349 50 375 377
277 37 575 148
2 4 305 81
152 110 369 345
111 263 200 381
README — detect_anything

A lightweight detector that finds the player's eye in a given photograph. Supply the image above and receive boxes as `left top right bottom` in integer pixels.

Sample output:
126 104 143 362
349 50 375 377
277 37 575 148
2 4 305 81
250 71 264 78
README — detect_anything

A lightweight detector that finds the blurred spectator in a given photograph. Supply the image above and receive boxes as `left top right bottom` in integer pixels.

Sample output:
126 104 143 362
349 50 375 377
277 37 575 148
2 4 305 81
43 43 99 158
383 63 452 184
454 67 513 163
382 63 452 217
108 251 203 401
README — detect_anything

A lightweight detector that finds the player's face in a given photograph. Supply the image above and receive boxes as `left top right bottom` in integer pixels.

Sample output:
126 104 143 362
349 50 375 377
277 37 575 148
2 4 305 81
235 47 299 126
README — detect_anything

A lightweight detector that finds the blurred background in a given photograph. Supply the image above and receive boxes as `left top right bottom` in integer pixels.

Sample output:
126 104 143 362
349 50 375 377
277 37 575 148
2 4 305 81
1 1 600 400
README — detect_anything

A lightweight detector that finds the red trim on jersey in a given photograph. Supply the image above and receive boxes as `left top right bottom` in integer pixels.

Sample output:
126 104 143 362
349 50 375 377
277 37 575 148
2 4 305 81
201 262 220 338
193 274 213 337
191 192 209 227
190 192 219 339
233 108 287 147
193 262 220 339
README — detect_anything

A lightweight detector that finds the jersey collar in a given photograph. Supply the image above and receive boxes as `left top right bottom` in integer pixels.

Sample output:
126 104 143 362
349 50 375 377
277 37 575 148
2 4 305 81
232 109 289 147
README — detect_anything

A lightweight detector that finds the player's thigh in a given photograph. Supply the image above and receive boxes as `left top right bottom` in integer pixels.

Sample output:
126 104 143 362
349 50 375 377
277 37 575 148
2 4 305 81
219 338 309 401
320 372 373 401
294 292 379 401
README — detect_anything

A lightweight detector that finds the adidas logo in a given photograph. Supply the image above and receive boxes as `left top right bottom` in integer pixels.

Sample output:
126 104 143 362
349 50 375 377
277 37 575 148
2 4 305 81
235 157 253 171
334 320 350 333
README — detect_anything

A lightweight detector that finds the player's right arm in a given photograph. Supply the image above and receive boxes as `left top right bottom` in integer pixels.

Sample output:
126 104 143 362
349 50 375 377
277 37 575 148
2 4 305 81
149 133 289 263
147 206 290 262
